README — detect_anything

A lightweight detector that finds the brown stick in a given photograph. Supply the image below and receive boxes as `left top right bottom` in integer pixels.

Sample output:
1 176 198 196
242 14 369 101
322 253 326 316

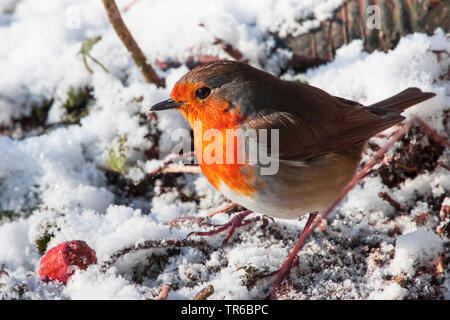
413 116 450 148
123 0 141 12
378 192 406 211
199 23 244 61
100 238 208 271
157 285 171 300
162 166 202 174
82 56 94 74
101 0 164 87
144 152 196 178
193 285 214 300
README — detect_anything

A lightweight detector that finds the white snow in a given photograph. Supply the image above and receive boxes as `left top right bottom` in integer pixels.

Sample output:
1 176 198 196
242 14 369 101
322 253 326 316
368 282 407 300
390 228 443 277
64 266 147 300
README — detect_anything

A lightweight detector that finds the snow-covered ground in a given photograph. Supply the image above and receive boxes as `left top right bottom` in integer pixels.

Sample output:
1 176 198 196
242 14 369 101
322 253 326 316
0 0 448 300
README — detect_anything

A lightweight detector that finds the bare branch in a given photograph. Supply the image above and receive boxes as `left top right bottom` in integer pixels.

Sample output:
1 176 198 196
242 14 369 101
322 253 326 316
101 0 164 87
378 192 407 211
144 152 196 178
193 285 214 300
157 284 171 300
100 238 209 271
413 115 450 148
162 166 202 174
123 0 141 12
199 23 245 62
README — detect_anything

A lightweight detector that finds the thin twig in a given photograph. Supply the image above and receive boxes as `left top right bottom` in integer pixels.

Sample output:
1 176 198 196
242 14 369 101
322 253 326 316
193 285 214 300
167 216 206 228
0 270 9 278
87 54 110 73
157 284 171 300
145 152 196 178
123 0 141 12
413 116 450 148
101 0 164 87
199 23 245 61
378 192 406 211
100 238 209 271
82 56 93 74
162 166 202 174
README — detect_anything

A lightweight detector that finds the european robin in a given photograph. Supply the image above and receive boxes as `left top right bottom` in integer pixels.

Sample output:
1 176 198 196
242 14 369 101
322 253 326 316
150 60 435 296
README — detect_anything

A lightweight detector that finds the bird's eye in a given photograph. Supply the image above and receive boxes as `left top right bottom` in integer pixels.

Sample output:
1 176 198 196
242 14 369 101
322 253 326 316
195 87 211 100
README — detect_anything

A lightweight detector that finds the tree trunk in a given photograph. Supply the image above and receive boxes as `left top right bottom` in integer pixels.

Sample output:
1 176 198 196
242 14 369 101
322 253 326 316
280 0 449 72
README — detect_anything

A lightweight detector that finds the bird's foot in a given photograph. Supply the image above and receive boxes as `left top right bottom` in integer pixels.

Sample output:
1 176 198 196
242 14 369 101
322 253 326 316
252 256 301 300
257 258 300 300
167 215 206 227
257 213 318 299
186 209 267 246
256 257 299 282
265 258 300 300
208 202 246 217
166 202 245 228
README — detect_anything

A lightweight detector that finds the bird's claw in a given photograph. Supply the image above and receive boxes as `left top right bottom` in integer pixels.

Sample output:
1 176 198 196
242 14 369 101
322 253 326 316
167 216 207 227
186 210 262 246
166 202 245 228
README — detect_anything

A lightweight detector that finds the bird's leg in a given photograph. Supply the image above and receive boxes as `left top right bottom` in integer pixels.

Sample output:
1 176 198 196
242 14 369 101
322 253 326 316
266 122 415 299
186 209 266 246
412 116 450 148
254 213 317 299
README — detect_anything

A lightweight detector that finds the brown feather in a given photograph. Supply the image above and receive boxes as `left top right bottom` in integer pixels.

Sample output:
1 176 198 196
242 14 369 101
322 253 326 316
175 61 436 163
155 60 438 218
367 87 436 111
242 84 435 162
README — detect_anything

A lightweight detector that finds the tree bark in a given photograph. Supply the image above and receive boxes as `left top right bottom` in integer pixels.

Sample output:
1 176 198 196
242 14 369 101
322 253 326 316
280 0 449 72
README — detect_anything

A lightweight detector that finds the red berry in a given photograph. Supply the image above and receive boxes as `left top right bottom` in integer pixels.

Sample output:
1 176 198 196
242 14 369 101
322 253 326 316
39 240 97 284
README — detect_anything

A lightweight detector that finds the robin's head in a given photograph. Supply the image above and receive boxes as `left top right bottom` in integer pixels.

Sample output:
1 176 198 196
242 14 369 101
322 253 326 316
150 60 280 123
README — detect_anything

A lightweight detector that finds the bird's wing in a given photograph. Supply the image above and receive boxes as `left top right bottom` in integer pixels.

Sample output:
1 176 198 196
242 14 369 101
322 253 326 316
240 83 404 163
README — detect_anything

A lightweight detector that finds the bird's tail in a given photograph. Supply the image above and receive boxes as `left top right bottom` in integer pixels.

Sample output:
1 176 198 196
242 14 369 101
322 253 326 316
368 87 436 112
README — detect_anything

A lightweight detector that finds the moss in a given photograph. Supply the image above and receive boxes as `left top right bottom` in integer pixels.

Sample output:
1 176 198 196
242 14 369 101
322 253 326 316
1 97 54 138
35 222 58 255
105 136 128 175
0 210 20 224
35 232 54 255
295 78 309 84
61 86 93 125
238 265 261 290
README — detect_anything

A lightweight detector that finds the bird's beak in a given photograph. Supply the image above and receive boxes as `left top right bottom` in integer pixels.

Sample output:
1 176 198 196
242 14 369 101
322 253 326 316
149 98 182 111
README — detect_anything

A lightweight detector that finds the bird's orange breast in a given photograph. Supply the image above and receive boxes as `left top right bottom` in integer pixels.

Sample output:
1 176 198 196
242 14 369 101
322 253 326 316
172 84 258 196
